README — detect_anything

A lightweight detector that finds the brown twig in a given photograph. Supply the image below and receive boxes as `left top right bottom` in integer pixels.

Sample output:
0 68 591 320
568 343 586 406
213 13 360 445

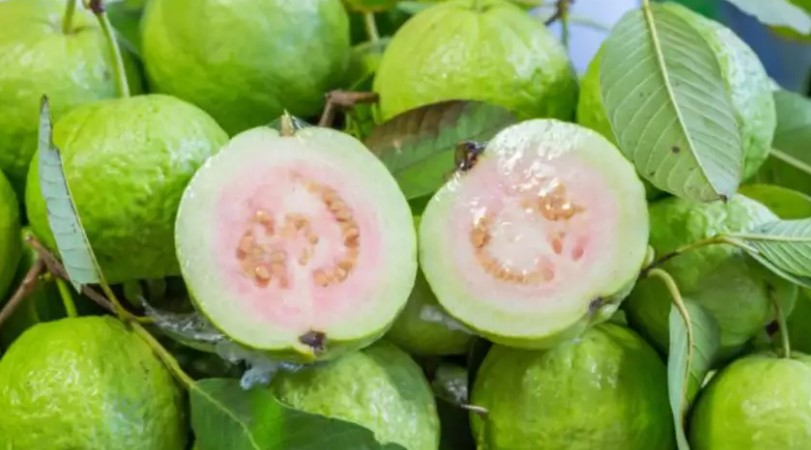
318 90 380 128
545 0 574 25
25 235 116 313
0 259 45 329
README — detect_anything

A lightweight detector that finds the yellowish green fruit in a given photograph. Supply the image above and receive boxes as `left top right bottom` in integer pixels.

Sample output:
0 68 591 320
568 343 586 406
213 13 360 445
374 0 578 121
0 170 21 301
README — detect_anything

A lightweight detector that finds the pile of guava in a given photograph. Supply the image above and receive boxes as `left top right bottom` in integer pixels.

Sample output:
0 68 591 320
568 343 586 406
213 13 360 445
1 0 810 448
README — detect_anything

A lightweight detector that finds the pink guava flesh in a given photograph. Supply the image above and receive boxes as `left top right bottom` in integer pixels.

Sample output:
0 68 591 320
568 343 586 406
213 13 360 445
214 161 384 336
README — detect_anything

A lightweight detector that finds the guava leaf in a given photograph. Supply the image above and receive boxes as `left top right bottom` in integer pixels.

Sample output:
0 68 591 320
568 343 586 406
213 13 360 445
365 100 517 200
36 97 106 292
668 300 720 450
723 0 811 35
726 219 811 288
756 90 811 194
190 378 407 450
599 3 743 202
738 184 811 219
431 364 469 406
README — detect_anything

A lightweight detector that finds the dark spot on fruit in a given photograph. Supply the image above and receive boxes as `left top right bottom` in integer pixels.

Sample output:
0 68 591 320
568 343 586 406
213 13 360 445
671 145 680 154
299 331 326 352
588 297 605 315
454 140 486 173
719 194 729 203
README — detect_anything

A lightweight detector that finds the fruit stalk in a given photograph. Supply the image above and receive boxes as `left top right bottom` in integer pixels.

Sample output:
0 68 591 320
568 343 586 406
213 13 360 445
62 0 79 34
363 12 380 43
88 0 130 98
55 278 78 318
772 295 792 358
645 235 733 272
0 259 44 329
130 320 195 389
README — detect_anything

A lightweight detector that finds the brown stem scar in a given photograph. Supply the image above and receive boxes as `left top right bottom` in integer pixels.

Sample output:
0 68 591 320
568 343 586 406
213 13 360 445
299 330 326 352
318 90 379 128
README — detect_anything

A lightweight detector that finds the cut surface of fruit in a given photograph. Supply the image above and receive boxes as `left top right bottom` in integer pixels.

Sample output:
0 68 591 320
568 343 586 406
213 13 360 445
419 119 649 348
175 124 417 359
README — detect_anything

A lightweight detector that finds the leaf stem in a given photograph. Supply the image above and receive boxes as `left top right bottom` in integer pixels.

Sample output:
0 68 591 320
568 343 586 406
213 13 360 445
130 320 195 389
363 13 380 43
55 278 78 318
645 235 732 271
98 282 131 322
88 0 130 98
771 295 792 358
0 260 44 329
62 0 79 34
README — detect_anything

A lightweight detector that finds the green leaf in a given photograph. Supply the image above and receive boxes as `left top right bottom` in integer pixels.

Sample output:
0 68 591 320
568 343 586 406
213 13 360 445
190 378 406 450
599 3 743 202
430 364 469 406
37 97 105 292
668 300 720 450
723 0 811 35
756 90 811 195
364 100 517 200
738 184 811 219
726 219 811 287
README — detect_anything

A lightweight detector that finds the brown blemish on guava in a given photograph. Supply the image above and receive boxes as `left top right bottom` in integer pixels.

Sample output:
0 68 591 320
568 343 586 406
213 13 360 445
233 176 361 289
299 331 326 351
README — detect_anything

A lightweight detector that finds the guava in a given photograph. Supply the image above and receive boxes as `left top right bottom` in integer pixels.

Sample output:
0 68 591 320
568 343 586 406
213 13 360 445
624 194 798 361
25 94 228 284
373 0 578 121
689 351 811 449
469 323 674 450
141 0 351 135
576 2 776 183
0 315 187 449
270 340 440 450
174 119 417 362
0 0 144 199
343 0 400 12
418 119 649 349
0 170 21 301
384 216 474 356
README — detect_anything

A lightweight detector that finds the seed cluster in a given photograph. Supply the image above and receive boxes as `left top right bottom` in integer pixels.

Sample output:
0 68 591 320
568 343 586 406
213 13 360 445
233 179 361 289
470 179 585 285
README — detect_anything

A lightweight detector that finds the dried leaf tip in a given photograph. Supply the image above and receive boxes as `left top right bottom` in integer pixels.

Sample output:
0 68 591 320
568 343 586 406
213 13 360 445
280 110 296 137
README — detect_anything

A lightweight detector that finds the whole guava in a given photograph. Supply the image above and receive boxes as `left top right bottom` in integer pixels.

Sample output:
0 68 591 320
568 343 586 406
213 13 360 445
270 341 440 450
689 351 811 449
469 323 674 449
0 316 187 450
0 170 21 301
373 0 578 121
0 0 144 198
343 0 400 12
577 2 776 182
141 0 351 135
624 194 797 361
25 94 228 284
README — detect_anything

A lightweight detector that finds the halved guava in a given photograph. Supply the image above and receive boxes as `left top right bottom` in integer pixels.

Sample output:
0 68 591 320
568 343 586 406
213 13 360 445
175 120 417 361
418 119 649 349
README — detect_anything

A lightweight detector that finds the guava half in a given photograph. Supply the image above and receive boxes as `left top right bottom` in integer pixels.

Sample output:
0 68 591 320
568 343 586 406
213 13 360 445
174 120 417 361
469 323 674 450
418 119 649 349
689 351 811 449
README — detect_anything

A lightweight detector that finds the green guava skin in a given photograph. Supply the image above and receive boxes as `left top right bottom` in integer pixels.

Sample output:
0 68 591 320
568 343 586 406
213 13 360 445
470 323 674 450
0 170 21 302
25 94 228 284
270 341 441 450
373 0 578 121
343 0 400 12
624 194 798 362
0 316 187 450
141 0 351 135
689 351 811 449
0 0 144 199
577 2 775 184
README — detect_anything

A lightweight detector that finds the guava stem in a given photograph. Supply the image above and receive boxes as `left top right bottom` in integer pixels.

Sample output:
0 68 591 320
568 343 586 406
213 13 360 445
56 278 78 318
130 321 196 389
645 235 731 272
363 13 380 43
0 260 44 329
89 0 130 98
771 294 792 358
62 0 79 34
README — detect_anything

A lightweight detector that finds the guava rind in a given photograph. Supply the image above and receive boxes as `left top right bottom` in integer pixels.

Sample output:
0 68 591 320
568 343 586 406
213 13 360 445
624 194 798 361
175 125 417 362
0 0 144 198
373 0 578 121
0 316 187 450
0 171 21 301
689 351 811 449
577 2 776 183
419 119 649 349
270 341 440 450
470 323 674 450
25 94 228 284
141 0 351 135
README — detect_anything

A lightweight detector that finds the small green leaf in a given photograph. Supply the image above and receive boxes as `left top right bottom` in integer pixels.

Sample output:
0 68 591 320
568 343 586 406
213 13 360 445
756 90 811 194
727 219 811 287
364 100 517 200
600 3 744 202
668 300 720 450
738 184 811 219
37 97 105 292
724 0 811 35
190 378 407 450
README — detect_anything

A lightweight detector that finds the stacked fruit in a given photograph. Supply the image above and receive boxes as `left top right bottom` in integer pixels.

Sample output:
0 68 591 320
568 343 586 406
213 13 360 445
0 0 810 449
